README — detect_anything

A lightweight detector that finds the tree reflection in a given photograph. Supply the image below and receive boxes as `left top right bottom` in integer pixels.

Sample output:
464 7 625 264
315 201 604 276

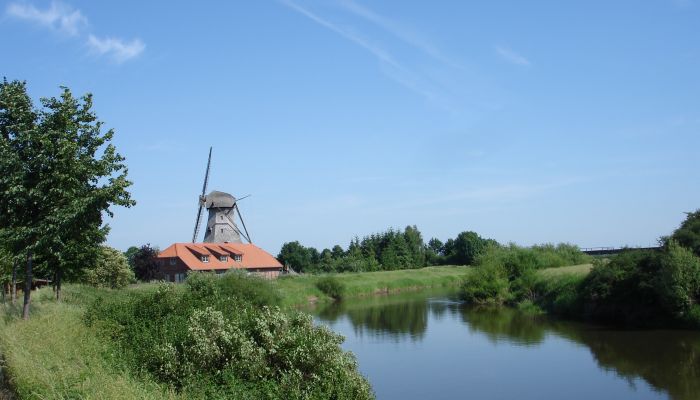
316 292 700 400
464 307 700 400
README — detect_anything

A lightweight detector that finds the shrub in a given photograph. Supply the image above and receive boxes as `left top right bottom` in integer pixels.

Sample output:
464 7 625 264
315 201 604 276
656 240 700 318
579 251 666 325
83 246 135 289
84 274 372 399
316 276 346 300
460 264 510 305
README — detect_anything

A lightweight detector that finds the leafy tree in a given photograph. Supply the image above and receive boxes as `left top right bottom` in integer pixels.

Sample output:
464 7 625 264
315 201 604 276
657 240 700 318
0 80 135 311
132 244 160 281
84 246 135 289
277 241 317 273
331 245 345 259
670 210 700 257
124 246 139 269
427 238 444 255
403 225 426 267
446 231 492 265
0 79 40 318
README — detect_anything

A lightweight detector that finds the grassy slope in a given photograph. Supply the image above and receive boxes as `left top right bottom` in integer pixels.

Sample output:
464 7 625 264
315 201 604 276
0 267 469 398
273 266 472 307
537 263 593 277
0 288 180 400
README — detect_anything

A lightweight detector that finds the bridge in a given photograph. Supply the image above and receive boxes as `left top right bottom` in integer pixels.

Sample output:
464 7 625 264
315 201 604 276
580 246 662 256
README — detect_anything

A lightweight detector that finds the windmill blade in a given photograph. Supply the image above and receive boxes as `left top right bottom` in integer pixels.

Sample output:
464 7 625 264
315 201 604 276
201 146 212 197
223 209 247 242
234 203 252 243
192 147 213 242
192 203 204 242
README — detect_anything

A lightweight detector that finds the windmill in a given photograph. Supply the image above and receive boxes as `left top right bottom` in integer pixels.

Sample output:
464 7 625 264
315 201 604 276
192 147 252 244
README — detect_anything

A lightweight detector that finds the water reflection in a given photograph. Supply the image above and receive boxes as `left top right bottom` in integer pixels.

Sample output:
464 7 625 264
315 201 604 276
315 290 700 400
317 293 436 341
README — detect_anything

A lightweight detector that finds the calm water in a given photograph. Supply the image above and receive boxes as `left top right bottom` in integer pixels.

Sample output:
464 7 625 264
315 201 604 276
312 290 700 400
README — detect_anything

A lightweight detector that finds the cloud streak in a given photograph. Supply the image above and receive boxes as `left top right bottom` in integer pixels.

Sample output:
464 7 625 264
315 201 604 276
280 0 398 67
87 35 145 63
337 0 461 69
280 0 452 108
495 45 531 66
6 1 86 36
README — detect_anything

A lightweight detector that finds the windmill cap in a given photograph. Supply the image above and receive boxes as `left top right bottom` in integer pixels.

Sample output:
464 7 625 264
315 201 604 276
205 190 236 208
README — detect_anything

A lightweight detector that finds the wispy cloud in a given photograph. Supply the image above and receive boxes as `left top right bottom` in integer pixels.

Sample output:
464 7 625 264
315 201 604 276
6 1 144 63
6 1 87 36
280 0 398 67
280 0 453 108
337 0 461 69
87 35 145 63
495 45 531 66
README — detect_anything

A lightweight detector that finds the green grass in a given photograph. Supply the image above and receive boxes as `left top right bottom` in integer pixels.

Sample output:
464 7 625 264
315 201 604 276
0 288 179 400
273 266 472 307
537 263 593 277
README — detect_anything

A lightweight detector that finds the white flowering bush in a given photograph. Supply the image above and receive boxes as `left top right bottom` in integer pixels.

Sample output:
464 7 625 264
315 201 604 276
86 272 374 399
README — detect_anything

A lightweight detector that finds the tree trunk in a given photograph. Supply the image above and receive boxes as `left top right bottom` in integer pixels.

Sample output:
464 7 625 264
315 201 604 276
55 268 62 301
22 251 32 320
11 260 17 305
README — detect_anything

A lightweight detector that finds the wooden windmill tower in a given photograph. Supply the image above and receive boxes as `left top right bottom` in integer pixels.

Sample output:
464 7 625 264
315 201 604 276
191 147 252 244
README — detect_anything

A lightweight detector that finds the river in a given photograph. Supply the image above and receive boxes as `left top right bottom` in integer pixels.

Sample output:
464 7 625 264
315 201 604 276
312 289 700 400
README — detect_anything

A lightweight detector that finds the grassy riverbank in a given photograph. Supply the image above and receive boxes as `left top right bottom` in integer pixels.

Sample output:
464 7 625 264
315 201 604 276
273 266 471 307
0 266 470 399
0 288 179 400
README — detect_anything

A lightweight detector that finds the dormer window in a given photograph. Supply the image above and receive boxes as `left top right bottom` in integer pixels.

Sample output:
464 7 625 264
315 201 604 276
219 255 228 262
234 254 242 262
201 255 209 263
169 258 176 266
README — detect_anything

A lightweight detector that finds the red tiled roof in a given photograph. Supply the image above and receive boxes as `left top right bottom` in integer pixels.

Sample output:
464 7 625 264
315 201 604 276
158 243 282 271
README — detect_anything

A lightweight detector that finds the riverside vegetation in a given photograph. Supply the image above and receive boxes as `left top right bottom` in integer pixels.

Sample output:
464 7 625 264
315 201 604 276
460 210 700 328
1 273 374 399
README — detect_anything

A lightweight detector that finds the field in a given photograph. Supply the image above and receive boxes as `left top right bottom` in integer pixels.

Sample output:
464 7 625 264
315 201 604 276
273 266 472 307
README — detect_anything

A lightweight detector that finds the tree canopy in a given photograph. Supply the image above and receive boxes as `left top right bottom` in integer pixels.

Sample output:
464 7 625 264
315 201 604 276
278 226 498 273
0 79 134 307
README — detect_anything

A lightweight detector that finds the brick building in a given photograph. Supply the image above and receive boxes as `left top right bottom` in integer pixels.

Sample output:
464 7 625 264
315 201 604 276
157 242 283 281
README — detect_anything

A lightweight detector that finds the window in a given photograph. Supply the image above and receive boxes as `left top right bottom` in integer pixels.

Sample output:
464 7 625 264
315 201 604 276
220 228 224 233
201 255 209 263
219 255 228 262
169 258 176 266
175 272 186 283
164 274 170 282
234 254 242 262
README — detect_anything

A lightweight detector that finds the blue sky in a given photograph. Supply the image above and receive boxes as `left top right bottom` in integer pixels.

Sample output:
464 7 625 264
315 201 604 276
2 0 699 253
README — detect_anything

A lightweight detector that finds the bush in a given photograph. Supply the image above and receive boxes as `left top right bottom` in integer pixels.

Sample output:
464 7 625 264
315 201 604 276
657 240 700 318
460 264 510 305
83 246 135 289
579 251 666 325
316 276 346 300
477 243 591 278
84 274 372 399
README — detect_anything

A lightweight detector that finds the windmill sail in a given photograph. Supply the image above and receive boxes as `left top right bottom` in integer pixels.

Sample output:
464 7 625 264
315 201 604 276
192 147 212 242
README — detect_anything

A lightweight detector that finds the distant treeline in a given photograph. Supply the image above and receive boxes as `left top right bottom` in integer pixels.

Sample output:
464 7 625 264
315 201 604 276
277 226 500 273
